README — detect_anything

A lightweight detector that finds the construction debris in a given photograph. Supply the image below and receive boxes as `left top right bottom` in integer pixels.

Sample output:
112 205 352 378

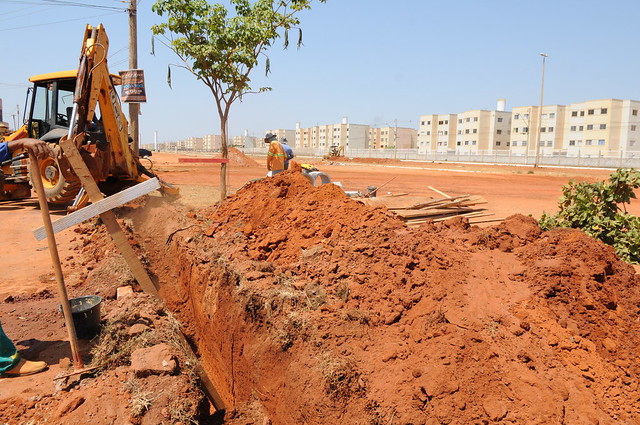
358 193 496 225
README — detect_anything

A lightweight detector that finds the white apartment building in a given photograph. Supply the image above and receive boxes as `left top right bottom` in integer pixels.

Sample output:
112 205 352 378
202 134 221 151
418 114 457 154
265 128 296 145
510 105 566 157
419 100 510 154
369 126 417 149
562 99 640 157
295 117 369 150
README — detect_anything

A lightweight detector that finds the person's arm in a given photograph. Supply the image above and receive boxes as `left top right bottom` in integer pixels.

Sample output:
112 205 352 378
267 142 275 171
5 138 53 160
0 142 9 162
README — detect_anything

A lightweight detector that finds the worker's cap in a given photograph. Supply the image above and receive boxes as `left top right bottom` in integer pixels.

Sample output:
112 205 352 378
264 133 277 142
280 137 288 143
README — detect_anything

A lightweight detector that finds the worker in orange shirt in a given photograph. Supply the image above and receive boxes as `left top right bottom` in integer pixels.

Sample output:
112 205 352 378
264 133 286 176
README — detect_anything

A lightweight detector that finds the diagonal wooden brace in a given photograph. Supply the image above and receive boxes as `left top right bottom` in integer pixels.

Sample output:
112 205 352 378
59 135 158 297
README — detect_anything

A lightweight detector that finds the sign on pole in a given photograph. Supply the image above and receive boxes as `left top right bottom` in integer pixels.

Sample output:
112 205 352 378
119 69 147 103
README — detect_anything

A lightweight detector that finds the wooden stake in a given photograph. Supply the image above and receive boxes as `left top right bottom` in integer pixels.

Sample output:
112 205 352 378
59 136 158 297
28 153 83 368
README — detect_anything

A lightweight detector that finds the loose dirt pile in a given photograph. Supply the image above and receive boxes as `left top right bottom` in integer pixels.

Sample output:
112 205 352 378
228 147 260 167
124 171 640 424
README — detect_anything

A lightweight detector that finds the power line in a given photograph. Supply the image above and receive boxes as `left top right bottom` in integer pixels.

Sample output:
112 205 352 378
0 0 125 11
0 11 122 32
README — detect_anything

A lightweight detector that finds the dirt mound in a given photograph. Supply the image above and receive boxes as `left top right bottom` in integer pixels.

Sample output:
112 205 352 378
228 147 260 167
122 172 640 424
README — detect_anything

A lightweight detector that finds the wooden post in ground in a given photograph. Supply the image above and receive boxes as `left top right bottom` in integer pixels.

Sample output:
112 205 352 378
28 153 83 368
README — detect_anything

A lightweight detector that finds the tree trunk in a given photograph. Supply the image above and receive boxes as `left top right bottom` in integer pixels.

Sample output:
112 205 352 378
219 115 228 201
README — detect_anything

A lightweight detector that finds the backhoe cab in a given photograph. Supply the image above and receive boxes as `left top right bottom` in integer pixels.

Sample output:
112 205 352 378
1 24 176 206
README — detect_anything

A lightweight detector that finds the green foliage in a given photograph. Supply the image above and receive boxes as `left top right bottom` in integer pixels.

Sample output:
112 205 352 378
539 168 640 264
151 0 324 102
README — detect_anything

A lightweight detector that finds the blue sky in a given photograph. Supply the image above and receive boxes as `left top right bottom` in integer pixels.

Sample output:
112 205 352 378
1 0 639 144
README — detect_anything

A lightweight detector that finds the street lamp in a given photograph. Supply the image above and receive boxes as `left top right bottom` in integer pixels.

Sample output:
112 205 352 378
534 53 548 168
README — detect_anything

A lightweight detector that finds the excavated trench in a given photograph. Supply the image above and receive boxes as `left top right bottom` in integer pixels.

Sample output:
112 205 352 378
129 171 640 424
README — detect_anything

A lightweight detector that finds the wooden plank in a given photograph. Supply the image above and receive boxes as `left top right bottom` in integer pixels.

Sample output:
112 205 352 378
60 136 158 297
33 178 160 241
178 157 229 163
393 207 475 219
427 186 451 198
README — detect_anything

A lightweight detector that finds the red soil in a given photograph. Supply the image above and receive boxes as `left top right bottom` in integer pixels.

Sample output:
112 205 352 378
2 156 640 424
133 171 640 424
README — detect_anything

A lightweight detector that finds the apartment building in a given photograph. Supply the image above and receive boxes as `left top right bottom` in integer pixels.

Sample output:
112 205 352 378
295 118 369 150
265 128 296 145
418 101 510 154
510 105 566 156
178 136 204 151
202 134 222 151
417 114 457 153
562 99 640 157
369 126 417 149
232 134 260 148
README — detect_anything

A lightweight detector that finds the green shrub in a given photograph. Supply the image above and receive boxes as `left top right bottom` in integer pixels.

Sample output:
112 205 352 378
539 168 640 264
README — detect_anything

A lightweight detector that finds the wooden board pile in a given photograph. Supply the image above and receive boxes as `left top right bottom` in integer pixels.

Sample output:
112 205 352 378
358 193 498 226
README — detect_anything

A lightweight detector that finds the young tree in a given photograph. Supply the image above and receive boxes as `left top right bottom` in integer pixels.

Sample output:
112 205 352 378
151 0 325 201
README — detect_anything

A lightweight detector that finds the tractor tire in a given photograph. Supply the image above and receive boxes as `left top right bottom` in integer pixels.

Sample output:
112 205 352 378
29 143 82 205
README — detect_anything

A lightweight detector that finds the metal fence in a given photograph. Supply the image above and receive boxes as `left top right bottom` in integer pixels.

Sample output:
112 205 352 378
236 147 640 169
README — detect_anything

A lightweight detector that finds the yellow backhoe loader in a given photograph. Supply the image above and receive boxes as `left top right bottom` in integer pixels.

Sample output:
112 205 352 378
1 24 176 206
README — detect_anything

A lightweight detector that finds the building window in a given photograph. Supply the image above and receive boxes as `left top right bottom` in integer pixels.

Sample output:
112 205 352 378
633 110 638 116
457 141 461 145
548 127 554 132
445 131 448 135
522 141 527 146
569 140 576 146
438 120 444 125
598 139 605 145
571 125 577 131
541 127 546 133
497 129 502 134
445 120 449 124
458 119 462 123
472 129 477 134
457 130 462 134
421 121 425 125
473 117 478 122
496 141 501 146
466 118 470 122
465 129 470 134
571 111 578 117
506 141 510 146
586 139 592 145
632 125 637 131
464 141 469 145
513 127 519 133
472 140 477 145
630 140 636 146
550 113 555 118
523 127 529 133
542 114 548 119
588 109 595 115
427 121 431 125
587 124 593 130
577 140 583 146
601 108 607 114
514 114 520 119
524 114 529 119
546 141 553 147
426 131 430 135
497 118 503 122
600 124 606 130
580 111 585 116
579 126 584 131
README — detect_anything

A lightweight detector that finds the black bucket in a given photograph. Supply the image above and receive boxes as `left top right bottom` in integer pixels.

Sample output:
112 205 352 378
60 295 103 339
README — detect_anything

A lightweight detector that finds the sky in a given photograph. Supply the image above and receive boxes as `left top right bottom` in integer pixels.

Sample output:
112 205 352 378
1 0 639 145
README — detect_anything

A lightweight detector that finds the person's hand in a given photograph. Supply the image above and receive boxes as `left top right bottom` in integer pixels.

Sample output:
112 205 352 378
11 138 54 160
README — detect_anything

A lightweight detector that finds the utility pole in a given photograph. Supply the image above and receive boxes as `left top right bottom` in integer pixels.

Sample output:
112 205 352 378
534 53 548 168
128 0 140 156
